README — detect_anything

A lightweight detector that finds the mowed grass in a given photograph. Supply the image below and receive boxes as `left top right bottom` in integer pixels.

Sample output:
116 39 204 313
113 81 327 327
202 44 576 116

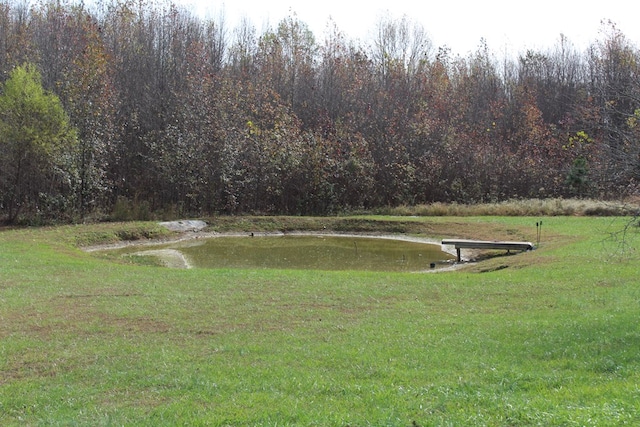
1 216 640 425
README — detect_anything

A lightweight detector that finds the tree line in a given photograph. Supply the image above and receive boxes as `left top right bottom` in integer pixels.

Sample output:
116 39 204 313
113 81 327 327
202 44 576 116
1 0 639 223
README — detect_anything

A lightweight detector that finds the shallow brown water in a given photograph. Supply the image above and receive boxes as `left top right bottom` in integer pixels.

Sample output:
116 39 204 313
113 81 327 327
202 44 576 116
110 234 455 272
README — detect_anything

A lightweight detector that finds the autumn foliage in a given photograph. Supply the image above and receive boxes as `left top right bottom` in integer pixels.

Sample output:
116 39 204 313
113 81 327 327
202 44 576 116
0 1 639 222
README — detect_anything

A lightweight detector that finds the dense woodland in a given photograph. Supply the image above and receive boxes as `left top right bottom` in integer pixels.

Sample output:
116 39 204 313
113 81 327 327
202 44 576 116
1 0 639 223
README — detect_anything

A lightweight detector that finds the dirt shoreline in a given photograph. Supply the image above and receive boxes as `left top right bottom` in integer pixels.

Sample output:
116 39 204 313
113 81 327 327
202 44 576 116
82 229 459 255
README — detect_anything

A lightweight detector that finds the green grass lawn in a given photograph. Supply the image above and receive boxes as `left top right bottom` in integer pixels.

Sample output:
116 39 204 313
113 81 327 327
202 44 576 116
1 216 639 426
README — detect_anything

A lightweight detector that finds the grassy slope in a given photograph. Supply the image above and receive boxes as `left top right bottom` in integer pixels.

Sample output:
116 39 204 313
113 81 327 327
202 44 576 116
1 217 639 426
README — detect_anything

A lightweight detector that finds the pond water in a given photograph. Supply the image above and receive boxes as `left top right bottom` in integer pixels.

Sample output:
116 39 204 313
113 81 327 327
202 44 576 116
110 234 456 272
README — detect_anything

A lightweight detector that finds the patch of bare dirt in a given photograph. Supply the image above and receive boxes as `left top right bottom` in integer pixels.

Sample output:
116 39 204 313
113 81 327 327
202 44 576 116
128 248 192 269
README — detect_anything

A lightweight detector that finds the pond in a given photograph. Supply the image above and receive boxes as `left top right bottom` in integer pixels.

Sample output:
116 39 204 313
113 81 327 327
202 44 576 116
108 234 456 272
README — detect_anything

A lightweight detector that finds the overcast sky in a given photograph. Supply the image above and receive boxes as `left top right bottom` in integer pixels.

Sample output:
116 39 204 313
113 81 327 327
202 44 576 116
174 0 640 56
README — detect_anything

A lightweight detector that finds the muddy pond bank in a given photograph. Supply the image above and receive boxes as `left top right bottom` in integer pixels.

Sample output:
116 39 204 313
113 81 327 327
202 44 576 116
83 217 537 270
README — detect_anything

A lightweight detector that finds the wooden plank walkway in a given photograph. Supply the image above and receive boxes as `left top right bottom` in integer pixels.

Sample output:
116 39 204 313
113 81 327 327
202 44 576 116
441 239 535 262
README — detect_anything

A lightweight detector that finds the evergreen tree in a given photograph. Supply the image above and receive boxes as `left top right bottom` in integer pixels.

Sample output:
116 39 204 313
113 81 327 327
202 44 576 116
0 63 78 223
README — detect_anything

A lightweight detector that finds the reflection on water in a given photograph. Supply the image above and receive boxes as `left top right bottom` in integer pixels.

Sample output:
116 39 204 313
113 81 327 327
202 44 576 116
111 235 456 272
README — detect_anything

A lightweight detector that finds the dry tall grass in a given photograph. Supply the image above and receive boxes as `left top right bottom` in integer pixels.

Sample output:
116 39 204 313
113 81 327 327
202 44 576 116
375 198 640 217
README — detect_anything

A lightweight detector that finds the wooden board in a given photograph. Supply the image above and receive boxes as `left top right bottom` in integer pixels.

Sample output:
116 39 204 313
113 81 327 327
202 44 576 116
441 239 535 262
